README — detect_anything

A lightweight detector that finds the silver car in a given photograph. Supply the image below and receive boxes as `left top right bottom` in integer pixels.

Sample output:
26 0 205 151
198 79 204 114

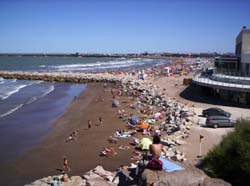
206 116 234 128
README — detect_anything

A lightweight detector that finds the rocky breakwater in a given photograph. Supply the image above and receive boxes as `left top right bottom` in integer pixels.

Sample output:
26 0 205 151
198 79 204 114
0 71 136 84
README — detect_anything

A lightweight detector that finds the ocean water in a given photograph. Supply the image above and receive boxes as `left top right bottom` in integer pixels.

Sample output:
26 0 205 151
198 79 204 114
0 56 169 72
0 56 169 119
0 82 86 163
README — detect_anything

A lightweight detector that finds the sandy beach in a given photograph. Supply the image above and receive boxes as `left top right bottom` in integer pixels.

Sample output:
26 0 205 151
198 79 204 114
1 70 249 186
1 82 140 186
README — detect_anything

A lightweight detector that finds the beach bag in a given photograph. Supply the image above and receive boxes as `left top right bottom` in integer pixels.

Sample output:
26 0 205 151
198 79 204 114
146 159 163 170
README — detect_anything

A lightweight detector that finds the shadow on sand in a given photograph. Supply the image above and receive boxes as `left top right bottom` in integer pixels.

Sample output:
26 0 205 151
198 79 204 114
180 84 250 109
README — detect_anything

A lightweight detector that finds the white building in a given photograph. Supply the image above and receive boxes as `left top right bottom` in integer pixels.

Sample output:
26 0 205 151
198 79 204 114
236 26 250 74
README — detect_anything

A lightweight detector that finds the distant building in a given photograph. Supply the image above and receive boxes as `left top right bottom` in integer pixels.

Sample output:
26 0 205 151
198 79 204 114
236 26 250 74
192 26 250 105
214 57 239 73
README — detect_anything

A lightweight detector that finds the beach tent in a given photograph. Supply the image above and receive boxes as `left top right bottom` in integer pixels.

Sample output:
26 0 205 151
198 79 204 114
112 100 119 107
129 115 139 125
139 138 152 150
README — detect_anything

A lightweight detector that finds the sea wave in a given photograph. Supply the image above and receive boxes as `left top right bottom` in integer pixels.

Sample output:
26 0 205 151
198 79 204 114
26 84 54 104
48 58 150 71
0 104 24 118
0 84 27 100
50 59 148 72
0 83 55 118
0 79 44 100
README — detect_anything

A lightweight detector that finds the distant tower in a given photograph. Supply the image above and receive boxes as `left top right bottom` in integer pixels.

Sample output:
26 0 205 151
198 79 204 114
236 26 250 74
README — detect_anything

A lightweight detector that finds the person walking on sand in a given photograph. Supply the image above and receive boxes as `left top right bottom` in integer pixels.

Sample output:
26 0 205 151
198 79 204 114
63 157 70 172
88 120 92 129
98 116 103 126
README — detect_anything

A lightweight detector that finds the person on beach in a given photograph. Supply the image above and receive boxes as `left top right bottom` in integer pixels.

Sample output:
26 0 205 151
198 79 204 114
63 157 70 172
146 135 163 170
61 171 69 182
98 116 103 126
101 147 117 156
149 135 163 159
88 120 92 129
51 177 59 186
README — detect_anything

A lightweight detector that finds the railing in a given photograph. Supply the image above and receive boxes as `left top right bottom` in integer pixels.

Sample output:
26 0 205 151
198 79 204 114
214 69 250 77
193 73 250 92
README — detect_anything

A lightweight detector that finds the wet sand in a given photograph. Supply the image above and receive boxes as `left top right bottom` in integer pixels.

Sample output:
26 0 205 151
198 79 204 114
1 83 137 186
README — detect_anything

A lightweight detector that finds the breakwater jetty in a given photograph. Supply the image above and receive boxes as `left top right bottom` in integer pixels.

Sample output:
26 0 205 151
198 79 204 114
0 71 129 84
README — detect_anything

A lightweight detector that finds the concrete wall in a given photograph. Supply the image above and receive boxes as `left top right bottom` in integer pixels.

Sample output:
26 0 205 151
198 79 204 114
242 31 250 64
236 28 250 73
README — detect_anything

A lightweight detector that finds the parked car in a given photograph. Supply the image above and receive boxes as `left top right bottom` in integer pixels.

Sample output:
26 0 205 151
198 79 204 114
206 116 234 128
202 108 231 118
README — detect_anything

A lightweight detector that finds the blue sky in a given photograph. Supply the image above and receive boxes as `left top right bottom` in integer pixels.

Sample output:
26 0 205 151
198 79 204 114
0 0 249 53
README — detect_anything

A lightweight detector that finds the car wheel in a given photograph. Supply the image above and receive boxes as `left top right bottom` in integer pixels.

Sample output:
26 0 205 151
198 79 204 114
213 124 218 129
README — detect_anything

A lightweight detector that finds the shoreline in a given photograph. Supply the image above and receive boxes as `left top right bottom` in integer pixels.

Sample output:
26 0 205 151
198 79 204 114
1 82 137 186
1 66 247 185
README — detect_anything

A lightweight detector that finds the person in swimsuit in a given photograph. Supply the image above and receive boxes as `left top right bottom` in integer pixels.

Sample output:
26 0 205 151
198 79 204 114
63 157 70 172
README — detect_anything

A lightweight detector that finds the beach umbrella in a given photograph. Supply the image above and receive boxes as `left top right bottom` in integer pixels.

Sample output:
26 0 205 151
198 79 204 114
139 138 152 150
112 100 119 107
129 115 139 125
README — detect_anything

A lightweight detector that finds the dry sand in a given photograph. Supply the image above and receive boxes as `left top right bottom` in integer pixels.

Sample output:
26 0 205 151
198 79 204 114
149 75 250 166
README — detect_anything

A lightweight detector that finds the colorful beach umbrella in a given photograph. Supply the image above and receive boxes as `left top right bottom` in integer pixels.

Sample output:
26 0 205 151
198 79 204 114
139 138 152 150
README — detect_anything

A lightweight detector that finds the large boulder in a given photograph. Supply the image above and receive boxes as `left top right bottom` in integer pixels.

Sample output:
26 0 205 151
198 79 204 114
141 167 231 186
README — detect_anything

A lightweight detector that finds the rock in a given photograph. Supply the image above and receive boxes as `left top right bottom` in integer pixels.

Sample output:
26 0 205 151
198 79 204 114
86 177 113 186
93 166 114 178
202 177 232 186
83 171 100 180
141 167 231 186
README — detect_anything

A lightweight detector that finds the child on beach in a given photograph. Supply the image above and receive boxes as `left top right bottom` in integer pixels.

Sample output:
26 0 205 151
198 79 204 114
63 157 70 172
88 120 92 129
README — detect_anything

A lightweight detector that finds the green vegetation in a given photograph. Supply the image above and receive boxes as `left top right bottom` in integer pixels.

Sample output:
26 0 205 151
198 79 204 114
201 119 250 186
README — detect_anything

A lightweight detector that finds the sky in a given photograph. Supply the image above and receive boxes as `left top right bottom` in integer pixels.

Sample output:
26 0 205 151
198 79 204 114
0 0 249 54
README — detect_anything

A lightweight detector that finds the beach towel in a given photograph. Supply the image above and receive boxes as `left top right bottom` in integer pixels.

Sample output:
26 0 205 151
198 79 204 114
159 156 184 172
144 118 156 124
113 133 131 138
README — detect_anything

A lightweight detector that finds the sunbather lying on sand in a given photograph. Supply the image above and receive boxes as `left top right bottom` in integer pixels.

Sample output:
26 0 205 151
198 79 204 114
108 136 118 143
131 151 143 160
100 147 117 156
118 145 130 150
133 137 140 146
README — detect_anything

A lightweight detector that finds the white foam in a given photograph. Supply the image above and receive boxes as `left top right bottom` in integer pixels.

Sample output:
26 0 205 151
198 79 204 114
26 84 54 104
49 58 148 72
42 84 54 97
0 104 24 118
0 84 27 100
49 58 143 71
